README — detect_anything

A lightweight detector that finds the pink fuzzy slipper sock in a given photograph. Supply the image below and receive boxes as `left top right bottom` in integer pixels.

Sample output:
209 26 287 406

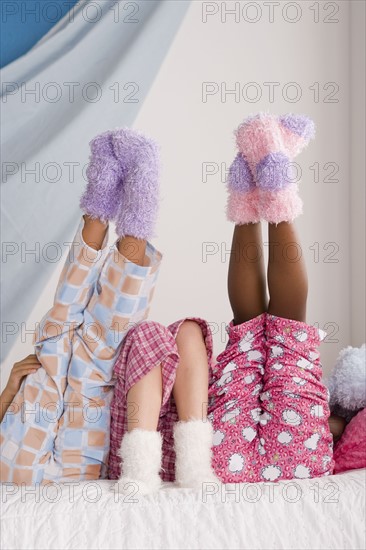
227 112 316 225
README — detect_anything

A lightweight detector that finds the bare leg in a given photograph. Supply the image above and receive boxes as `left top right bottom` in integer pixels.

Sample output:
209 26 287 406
172 321 209 421
228 223 268 325
126 366 163 431
172 322 220 487
116 364 163 494
82 214 108 250
267 221 308 322
82 214 148 268
117 235 147 267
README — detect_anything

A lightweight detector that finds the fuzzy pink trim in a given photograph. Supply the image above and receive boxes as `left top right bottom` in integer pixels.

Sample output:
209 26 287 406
226 189 261 224
259 186 303 224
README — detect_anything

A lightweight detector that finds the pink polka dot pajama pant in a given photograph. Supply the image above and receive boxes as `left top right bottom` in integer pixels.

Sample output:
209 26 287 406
208 312 334 483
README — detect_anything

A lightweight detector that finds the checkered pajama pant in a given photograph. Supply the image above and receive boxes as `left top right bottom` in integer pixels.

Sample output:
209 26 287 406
0 216 162 484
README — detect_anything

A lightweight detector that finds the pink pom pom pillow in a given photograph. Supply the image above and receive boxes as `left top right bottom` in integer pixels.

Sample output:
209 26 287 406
333 408 366 474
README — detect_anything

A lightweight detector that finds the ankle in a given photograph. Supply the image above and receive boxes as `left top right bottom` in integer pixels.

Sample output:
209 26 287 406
82 214 109 250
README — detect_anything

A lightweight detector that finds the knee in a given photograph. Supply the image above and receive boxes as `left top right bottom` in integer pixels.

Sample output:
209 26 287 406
175 320 205 351
125 320 172 359
174 321 210 380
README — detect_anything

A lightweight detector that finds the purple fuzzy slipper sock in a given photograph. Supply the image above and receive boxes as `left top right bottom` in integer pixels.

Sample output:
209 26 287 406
80 130 122 223
112 128 160 240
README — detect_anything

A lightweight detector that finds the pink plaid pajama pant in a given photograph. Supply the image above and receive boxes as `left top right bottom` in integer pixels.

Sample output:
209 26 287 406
0 216 162 484
108 312 334 483
108 317 214 481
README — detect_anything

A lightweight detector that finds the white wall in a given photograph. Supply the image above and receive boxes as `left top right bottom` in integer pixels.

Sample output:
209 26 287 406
1 0 364 391
137 0 355 374
350 0 366 346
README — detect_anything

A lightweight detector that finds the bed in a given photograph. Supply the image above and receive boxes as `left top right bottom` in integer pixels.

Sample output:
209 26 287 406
1 469 365 550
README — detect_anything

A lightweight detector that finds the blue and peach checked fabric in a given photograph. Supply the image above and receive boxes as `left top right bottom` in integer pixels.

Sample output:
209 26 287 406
0 216 162 484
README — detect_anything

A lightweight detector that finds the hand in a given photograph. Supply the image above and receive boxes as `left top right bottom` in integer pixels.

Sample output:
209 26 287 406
328 414 346 442
5 354 42 398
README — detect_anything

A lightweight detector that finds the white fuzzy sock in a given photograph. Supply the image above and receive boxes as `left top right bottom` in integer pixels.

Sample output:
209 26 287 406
114 429 162 496
173 419 221 489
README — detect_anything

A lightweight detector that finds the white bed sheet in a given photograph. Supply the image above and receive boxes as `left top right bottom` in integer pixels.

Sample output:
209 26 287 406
1 469 365 550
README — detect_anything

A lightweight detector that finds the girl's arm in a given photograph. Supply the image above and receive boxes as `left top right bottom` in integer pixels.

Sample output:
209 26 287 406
0 354 41 422
328 414 347 442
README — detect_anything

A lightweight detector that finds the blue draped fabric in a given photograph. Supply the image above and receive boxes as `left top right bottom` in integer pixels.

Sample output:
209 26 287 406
1 0 191 362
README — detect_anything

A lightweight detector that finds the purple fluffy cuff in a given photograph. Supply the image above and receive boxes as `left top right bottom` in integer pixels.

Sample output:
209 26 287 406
228 153 255 192
279 114 316 142
256 152 297 190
